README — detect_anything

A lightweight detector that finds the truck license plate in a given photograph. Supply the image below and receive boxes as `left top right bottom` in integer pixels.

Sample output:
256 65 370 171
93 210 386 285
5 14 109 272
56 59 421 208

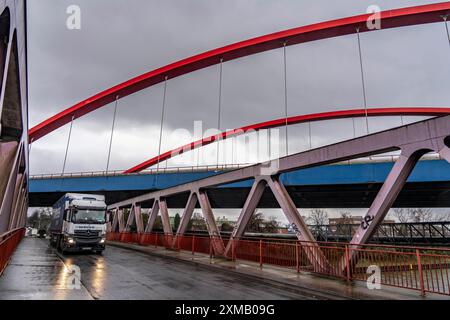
81 247 92 250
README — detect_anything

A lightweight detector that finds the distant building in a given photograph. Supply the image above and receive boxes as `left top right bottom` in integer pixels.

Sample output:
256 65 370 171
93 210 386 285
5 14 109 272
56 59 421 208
215 216 236 228
329 216 363 225
276 227 289 234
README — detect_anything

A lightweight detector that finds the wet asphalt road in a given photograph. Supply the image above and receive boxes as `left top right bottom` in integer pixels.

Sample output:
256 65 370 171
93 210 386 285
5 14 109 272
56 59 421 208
0 237 318 300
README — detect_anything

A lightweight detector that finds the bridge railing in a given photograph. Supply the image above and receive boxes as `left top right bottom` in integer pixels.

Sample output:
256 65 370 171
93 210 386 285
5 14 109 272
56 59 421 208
107 231 450 296
29 153 444 180
29 163 255 179
311 221 450 244
0 228 25 276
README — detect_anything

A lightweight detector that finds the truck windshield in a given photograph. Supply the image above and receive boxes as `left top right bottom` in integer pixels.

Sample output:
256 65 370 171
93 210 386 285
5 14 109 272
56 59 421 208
72 209 106 224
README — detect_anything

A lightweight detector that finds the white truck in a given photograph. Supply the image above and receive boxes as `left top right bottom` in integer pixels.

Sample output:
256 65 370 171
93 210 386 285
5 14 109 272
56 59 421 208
49 193 107 254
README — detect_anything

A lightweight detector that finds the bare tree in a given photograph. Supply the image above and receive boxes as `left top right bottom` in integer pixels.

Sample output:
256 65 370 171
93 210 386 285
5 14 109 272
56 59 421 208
408 208 434 222
187 212 207 231
307 209 328 226
391 208 410 223
246 212 279 233
336 210 354 237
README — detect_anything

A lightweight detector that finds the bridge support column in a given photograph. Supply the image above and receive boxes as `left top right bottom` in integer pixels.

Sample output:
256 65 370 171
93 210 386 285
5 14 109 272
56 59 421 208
224 179 266 256
197 190 225 256
145 200 159 233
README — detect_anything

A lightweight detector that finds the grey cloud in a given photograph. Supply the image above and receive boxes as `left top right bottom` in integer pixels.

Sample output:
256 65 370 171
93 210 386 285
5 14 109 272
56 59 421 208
28 0 450 174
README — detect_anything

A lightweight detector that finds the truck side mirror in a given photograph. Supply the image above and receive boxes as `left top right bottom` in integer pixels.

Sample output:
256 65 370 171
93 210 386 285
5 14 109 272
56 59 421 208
63 210 70 221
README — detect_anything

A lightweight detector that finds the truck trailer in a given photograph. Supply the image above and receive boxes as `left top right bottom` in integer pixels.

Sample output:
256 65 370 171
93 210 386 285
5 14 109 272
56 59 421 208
49 193 107 254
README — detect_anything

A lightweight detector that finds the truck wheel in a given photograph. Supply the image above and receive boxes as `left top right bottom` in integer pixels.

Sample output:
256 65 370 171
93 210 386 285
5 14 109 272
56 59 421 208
51 235 57 248
58 237 66 254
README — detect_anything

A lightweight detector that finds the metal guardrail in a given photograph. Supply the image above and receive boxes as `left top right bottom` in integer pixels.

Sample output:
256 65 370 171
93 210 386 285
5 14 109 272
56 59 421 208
29 153 443 180
0 228 25 276
29 163 254 180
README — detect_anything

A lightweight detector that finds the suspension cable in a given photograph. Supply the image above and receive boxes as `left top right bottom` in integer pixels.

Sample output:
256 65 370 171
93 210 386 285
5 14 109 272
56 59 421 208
283 42 289 156
444 15 450 48
356 28 369 135
352 118 356 138
216 58 223 169
61 115 75 175
156 77 168 175
308 122 312 149
28 138 34 155
106 96 119 174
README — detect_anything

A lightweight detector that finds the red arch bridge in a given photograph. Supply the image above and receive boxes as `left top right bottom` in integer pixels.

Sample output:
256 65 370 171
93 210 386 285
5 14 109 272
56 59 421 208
2 2 450 298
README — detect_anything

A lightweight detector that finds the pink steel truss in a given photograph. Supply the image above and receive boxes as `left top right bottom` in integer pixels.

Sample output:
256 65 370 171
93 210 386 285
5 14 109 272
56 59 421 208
108 116 450 261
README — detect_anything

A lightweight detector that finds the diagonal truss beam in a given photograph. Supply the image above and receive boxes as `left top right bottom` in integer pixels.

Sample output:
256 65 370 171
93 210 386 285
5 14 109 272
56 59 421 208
110 208 119 232
266 176 329 270
224 179 266 255
175 192 198 236
134 204 144 233
117 208 125 233
159 198 173 235
124 204 144 233
145 200 160 233
197 190 225 255
109 116 450 210
124 204 135 232
350 150 426 246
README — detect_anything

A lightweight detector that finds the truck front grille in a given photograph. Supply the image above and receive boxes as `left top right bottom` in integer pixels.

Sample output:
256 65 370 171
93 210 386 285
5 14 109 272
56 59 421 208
74 230 101 241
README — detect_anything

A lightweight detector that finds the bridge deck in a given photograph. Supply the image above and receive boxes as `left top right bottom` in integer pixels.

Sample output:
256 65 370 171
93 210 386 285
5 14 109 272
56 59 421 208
0 237 330 300
1 237 444 300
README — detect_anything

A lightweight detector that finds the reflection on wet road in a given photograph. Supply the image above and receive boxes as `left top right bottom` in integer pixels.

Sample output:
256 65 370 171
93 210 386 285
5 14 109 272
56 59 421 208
0 237 317 300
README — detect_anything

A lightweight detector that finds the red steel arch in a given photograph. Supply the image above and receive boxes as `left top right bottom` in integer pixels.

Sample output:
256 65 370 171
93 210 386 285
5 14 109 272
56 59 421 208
28 2 450 142
125 107 450 173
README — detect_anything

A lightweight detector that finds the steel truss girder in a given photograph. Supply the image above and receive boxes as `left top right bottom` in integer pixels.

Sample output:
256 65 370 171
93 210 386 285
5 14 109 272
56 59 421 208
108 116 450 260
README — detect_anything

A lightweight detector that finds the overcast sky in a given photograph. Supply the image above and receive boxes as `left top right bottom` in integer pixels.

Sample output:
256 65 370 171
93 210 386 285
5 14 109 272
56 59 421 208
27 0 450 175
26 1 450 221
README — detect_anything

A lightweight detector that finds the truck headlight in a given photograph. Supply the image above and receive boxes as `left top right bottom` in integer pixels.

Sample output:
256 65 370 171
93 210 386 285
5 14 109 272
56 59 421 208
100 238 105 244
67 237 75 244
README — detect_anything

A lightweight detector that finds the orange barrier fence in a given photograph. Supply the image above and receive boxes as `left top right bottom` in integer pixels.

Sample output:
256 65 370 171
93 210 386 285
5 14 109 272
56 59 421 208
107 232 450 296
0 228 25 275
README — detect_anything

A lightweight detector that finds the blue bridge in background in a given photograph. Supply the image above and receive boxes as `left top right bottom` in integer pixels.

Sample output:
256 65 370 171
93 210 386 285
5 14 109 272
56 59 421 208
29 160 450 208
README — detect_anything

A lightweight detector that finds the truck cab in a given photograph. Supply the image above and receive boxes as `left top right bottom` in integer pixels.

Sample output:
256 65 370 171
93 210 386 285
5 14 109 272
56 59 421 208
50 193 108 254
